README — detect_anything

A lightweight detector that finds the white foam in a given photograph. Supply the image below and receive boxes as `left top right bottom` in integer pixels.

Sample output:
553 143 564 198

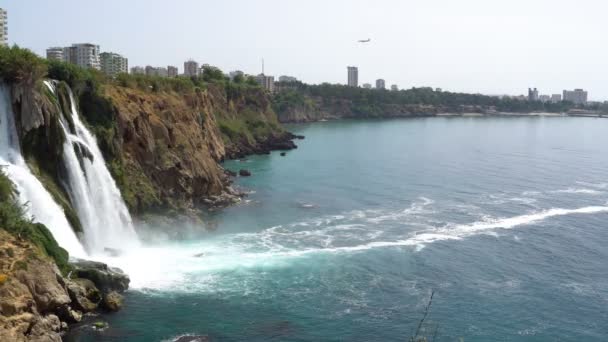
119 202 608 292
551 188 603 195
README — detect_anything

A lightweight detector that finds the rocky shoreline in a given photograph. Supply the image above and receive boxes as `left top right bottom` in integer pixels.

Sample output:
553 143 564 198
0 230 130 341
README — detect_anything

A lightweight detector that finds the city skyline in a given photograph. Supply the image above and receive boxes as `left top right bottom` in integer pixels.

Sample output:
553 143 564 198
3 0 608 100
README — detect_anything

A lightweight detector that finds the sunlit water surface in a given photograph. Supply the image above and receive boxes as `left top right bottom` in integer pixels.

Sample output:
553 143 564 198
66 117 608 341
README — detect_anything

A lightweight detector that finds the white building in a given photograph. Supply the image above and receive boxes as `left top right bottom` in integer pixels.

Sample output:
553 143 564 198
255 74 275 92
563 89 588 105
67 43 101 69
100 52 128 76
130 66 145 75
347 66 358 87
362 83 372 89
46 47 65 62
376 79 386 90
184 60 199 77
551 94 562 103
538 95 551 103
391 85 399 91
0 8 7 47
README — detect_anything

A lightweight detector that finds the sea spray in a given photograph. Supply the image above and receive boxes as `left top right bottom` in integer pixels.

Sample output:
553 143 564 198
0 83 86 257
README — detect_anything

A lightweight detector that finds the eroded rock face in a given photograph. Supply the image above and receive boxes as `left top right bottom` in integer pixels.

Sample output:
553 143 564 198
106 86 229 212
0 231 130 341
0 231 68 341
66 278 101 312
70 259 130 293
102 291 123 312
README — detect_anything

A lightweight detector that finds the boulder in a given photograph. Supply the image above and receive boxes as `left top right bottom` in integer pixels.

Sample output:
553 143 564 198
57 305 82 323
66 278 101 312
239 169 251 177
70 260 130 293
280 152 286 156
102 291 124 312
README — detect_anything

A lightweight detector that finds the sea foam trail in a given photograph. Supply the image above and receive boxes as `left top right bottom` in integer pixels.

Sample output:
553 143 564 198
0 83 86 257
111 201 608 291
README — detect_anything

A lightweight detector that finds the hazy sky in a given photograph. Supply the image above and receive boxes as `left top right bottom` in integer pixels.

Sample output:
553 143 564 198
5 0 608 100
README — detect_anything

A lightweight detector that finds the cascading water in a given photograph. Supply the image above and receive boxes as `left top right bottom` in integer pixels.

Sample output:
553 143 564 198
51 83 139 254
0 83 86 257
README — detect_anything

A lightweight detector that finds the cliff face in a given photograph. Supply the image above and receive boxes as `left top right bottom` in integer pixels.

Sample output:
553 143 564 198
83 83 296 213
6 77 298 217
102 86 230 212
0 230 128 341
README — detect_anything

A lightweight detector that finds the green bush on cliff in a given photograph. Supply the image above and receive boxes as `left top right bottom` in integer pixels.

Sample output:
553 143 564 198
0 171 70 273
0 45 47 83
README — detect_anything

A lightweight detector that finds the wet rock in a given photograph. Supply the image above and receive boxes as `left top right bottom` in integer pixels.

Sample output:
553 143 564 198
70 260 130 293
225 169 237 177
66 278 101 312
102 291 123 312
280 152 286 156
239 169 251 177
57 305 82 323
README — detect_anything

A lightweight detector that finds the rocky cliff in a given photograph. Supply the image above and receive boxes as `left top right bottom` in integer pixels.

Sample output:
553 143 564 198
9 77 297 215
86 83 299 213
0 229 129 341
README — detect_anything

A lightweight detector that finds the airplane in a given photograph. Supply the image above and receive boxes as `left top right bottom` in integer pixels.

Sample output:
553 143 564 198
358 38 371 43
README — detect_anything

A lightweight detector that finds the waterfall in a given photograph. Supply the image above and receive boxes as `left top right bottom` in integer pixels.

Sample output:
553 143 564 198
52 83 139 254
0 84 86 257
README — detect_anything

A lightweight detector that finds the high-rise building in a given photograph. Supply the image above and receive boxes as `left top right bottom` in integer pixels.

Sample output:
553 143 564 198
100 52 128 76
347 66 358 87
563 89 588 105
184 60 199 77
551 94 562 103
539 95 551 103
255 74 275 92
68 43 101 69
167 66 178 77
130 66 145 75
278 75 298 83
156 67 168 78
145 66 156 76
362 83 372 89
0 8 7 46
376 79 386 90
528 88 539 101
391 85 399 91
46 47 66 62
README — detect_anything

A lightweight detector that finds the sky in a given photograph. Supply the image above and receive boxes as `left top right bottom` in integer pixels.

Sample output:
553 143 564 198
4 0 608 100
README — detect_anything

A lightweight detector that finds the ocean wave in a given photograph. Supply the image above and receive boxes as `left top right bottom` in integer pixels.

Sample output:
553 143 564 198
551 188 603 195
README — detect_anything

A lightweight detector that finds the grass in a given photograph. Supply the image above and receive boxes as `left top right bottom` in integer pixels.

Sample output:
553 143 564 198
0 170 71 274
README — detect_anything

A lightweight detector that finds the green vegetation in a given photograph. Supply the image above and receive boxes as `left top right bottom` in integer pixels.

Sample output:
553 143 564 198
0 45 46 83
0 170 71 274
274 82 584 116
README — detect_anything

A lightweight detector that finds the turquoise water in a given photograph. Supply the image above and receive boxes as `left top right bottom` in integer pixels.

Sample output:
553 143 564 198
67 117 608 341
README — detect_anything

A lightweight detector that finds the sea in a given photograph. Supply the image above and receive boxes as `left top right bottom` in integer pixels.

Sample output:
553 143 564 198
65 116 608 341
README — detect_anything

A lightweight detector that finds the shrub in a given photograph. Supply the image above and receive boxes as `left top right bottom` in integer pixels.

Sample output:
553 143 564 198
0 171 70 273
0 45 47 83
